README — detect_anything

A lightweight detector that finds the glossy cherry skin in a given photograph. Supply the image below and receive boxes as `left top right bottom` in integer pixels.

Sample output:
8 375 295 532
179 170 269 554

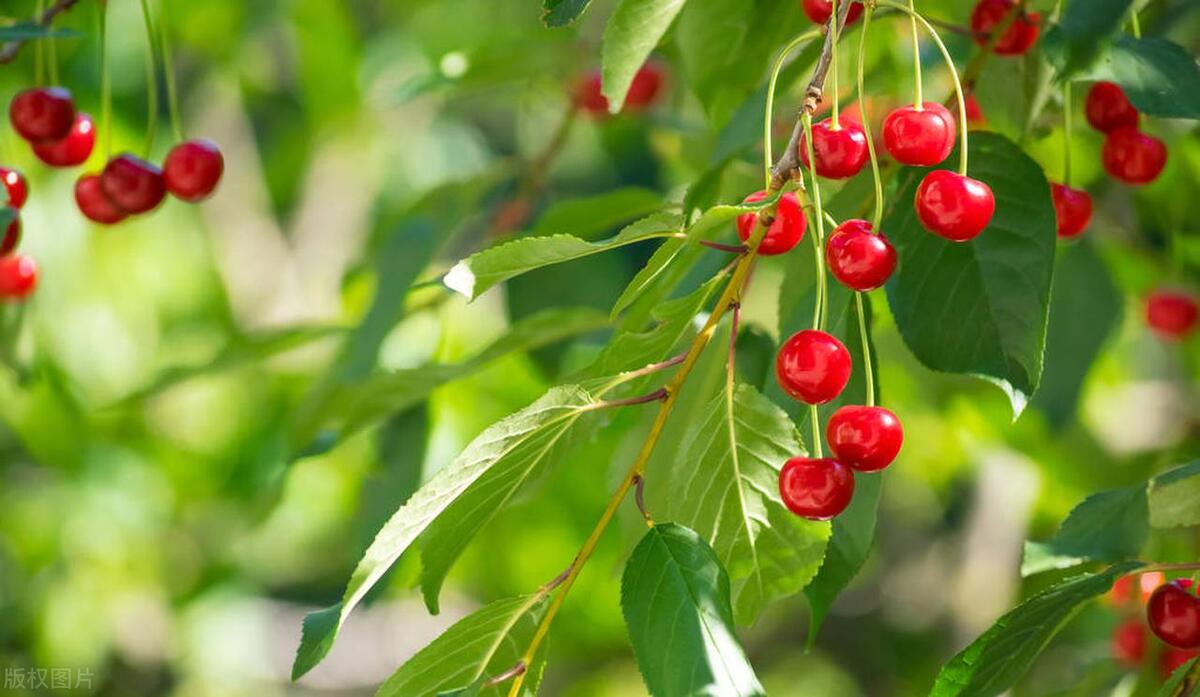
801 0 864 25
1086 81 1138 133
970 0 1040 56
825 219 896 291
1145 289 1198 340
1111 618 1146 668
0 168 27 209
799 118 869 179
826 405 903 472
776 329 852 404
778 457 855 520
574 64 663 115
163 139 225 202
1 210 20 256
882 102 956 167
100 154 166 214
75 174 128 225
9 87 75 143
31 112 95 167
1162 647 1200 680
0 254 37 299
1147 581 1200 649
1050 184 1092 239
1102 128 1167 185
736 191 806 255
915 170 995 242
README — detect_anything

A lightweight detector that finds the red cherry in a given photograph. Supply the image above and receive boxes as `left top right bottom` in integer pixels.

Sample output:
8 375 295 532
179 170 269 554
1085 81 1138 133
75 174 128 225
9 87 76 143
1050 183 1092 239
1162 647 1200 679
1102 128 1167 185
0 254 37 299
778 456 855 520
624 64 665 110
914 170 995 242
1148 581 1200 649
736 191 806 255
776 329 852 404
31 112 95 167
799 118 869 179
825 219 896 291
964 94 986 129
100 154 166 214
970 0 1040 56
826 405 903 472
1145 289 1198 340
163 139 225 202
574 72 608 114
882 102 956 166
1111 618 1146 668
800 0 864 25
0 210 20 256
0 168 28 209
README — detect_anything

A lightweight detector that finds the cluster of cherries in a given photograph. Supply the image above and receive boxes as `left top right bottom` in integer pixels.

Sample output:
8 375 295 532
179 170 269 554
1109 572 1200 680
1086 81 1168 186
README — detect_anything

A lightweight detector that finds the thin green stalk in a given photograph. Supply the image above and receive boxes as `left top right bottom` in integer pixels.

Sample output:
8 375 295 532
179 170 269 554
99 0 112 160
1129 6 1142 38
802 112 830 332
158 0 184 142
810 404 824 458
1062 80 1072 186
47 16 59 85
139 0 160 157
34 0 46 85
830 0 840 128
855 292 875 406
857 7 884 230
764 30 823 188
909 0 922 106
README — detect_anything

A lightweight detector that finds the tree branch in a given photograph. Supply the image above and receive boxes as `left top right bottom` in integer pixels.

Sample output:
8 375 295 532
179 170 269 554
0 0 83 65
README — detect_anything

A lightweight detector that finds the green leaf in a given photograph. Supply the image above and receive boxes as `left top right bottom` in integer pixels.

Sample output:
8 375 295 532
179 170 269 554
600 0 688 113
1149 461 1200 529
1071 36 1200 119
376 594 547 697
444 211 683 300
541 0 592 27
804 472 881 642
675 0 751 119
666 384 829 625
929 562 1143 697
1021 485 1148 576
291 385 603 679
1041 0 1133 78
531 188 665 240
883 132 1056 418
621 523 766 697
1158 658 1200 697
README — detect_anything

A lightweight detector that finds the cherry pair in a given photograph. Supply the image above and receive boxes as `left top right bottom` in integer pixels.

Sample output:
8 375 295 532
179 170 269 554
970 0 1040 56
1147 580 1200 649
1086 82 1167 185
1145 289 1198 340
76 140 224 225
0 167 35 300
574 64 664 116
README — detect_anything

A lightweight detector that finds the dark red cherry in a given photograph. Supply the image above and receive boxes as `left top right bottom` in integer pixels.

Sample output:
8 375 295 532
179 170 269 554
31 112 95 167
778 456 855 520
1162 647 1200 679
776 329 852 404
1145 289 1198 340
0 254 37 298
1102 128 1167 185
1147 581 1200 649
9 87 75 143
825 219 896 291
1086 81 1138 133
75 174 127 225
826 405 903 472
964 94 986 129
0 168 28 209
882 102 956 166
970 0 1040 56
0 209 20 256
801 0 864 25
100 154 166 214
1111 618 1146 668
1050 183 1092 239
798 117 869 179
736 191 806 255
914 169 995 242
163 139 224 202
625 64 665 110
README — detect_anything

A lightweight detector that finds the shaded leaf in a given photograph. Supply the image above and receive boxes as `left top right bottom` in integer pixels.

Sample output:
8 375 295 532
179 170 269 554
1022 485 1148 576
601 0 688 112
804 472 881 643
1042 0 1133 78
530 188 664 240
1149 461 1200 529
1158 658 1200 697
542 0 592 27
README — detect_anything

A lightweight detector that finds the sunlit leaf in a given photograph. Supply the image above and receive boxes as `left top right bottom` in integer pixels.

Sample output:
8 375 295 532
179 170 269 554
601 0 688 112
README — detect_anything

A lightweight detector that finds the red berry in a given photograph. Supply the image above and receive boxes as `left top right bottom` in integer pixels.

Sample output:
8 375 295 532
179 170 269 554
964 94 986 129
826 405 903 472
9 87 76 143
1049 183 1092 239
736 191 806 255
31 112 95 167
1148 581 1200 649
1145 289 1198 340
914 170 995 242
574 72 608 114
1085 81 1138 133
163 139 224 202
0 168 28 209
798 118 869 179
778 456 855 520
100 154 166 214
0 254 37 299
74 174 127 225
1162 647 1200 679
970 0 1041 56
882 102 956 166
1111 618 1146 668
801 0 864 25
776 329 852 404
0 210 20 256
1102 128 1167 185
825 219 896 291
625 64 665 110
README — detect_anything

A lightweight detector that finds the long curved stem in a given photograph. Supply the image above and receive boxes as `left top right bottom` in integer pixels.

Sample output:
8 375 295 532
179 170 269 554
830 0 840 129
1062 80 1072 187
99 0 112 160
856 7 884 231
801 113 829 331
139 0 160 157
158 0 184 143
856 292 875 406
908 0 922 106
764 30 823 188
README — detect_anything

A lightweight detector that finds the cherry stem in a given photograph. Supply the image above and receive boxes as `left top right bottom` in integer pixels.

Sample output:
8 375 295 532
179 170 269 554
1062 80 1072 188
801 113 829 332
830 0 840 129
138 0 160 157
856 292 875 406
98 0 112 160
158 0 185 143
909 0 922 107
484 662 526 688
763 29 823 189
1129 7 1142 39
633 474 652 525
46 0 60 86
856 7 885 231
810 404 824 458
34 0 46 86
